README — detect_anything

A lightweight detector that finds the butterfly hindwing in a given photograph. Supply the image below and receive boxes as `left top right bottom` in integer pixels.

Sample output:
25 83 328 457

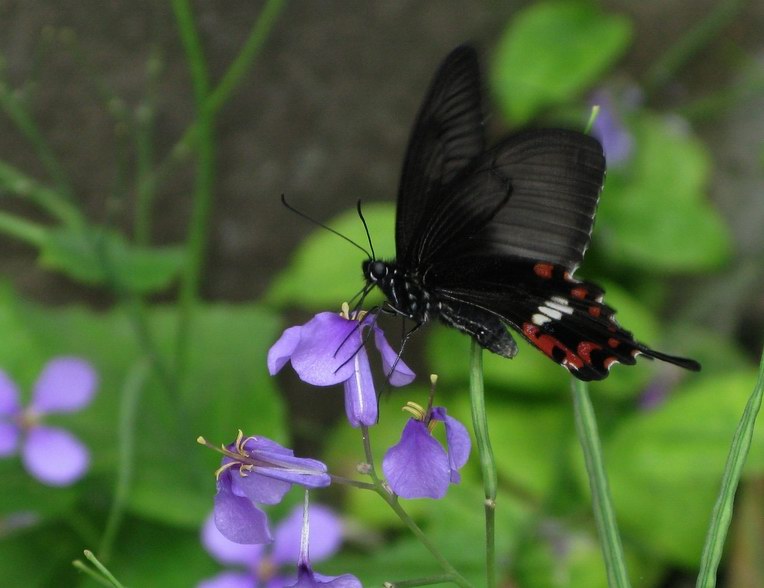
432 259 700 380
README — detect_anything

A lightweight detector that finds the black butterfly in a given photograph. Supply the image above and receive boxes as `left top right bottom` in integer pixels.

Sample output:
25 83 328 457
362 45 700 381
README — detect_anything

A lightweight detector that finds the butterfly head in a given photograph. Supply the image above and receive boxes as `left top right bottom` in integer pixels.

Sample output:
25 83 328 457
363 259 389 285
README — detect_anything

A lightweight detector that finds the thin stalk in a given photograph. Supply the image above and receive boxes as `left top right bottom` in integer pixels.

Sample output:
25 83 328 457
171 0 216 382
696 348 764 587
644 0 749 94
133 48 162 246
0 160 83 227
0 80 74 199
99 359 149 560
135 0 287 198
0 211 47 246
469 341 497 588
383 575 462 588
571 378 631 587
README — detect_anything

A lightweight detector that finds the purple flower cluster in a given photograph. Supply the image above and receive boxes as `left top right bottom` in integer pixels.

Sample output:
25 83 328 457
0 358 97 486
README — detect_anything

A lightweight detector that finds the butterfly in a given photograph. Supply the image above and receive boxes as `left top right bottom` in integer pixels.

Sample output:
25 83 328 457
362 45 700 381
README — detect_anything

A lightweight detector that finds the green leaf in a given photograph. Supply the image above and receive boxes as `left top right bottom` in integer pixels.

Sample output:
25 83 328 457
266 202 395 310
596 113 731 271
492 1 632 123
39 226 185 294
599 370 761 566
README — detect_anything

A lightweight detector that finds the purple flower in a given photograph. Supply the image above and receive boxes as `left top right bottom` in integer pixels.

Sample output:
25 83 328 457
382 403 471 499
198 503 346 588
199 431 331 545
0 357 97 486
268 306 415 427
590 89 635 167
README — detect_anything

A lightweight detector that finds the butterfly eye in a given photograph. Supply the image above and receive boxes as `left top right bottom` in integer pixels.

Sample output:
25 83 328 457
370 261 387 280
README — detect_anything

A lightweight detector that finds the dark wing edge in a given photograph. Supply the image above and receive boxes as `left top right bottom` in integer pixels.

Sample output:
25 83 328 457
396 45 486 262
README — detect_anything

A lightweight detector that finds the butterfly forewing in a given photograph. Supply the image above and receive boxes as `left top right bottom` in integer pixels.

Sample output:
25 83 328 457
396 45 485 264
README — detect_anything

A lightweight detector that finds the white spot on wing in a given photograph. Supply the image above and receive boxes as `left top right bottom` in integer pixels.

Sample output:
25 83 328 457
532 313 551 326
546 300 574 315
539 306 562 321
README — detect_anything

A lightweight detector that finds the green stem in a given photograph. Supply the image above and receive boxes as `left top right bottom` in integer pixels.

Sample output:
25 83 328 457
571 378 631 587
133 48 162 246
0 211 47 246
0 160 83 226
644 0 749 94
171 0 216 382
0 80 74 199
384 574 465 587
136 0 286 198
99 359 149 561
83 550 125 588
696 348 764 587
469 341 497 588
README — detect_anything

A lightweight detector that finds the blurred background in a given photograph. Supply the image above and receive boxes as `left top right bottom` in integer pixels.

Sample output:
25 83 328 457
0 1 762 586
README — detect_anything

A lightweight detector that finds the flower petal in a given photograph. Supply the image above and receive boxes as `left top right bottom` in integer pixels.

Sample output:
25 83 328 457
373 327 415 387
31 358 97 414
271 504 343 565
232 470 293 505
201 512 265 566
0 370 21 416
0 422 20 456
22 426 89 486
382 419 450 499
431 407 471 481
197 571 256 588
289 313 359 386
249 453 331 490
214 474 272 544
343 347 377 427
267 326 303 375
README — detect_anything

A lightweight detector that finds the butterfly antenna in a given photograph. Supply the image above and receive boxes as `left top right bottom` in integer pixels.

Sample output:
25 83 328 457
356 200 376 260
281 194 371 257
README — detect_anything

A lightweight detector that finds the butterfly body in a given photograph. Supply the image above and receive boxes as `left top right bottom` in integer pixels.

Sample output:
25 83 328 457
363 45 700 381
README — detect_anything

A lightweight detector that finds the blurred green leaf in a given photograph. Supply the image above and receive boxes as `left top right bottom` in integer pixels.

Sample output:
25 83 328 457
39 227 185 294
598 370 761 566
597 113 731 271
512 523 609 588
266 202 395 310
492 0 632 123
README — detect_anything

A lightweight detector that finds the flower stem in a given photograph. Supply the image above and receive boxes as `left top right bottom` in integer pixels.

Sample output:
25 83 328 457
570 378 631 587
469 340 497 588
695 346 764 587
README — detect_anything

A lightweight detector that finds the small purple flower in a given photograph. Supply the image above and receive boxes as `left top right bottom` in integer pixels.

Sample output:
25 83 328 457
268 306 415 427
590 89 635 167
199 503 346 588
199 431 331 545
0 357 97 486
286 493 361 588
382 402 471 499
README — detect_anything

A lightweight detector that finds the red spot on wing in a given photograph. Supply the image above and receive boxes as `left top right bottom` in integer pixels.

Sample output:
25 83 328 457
571 287 588 300
533 263 554 279
607 337 620 348
522 323 584 370
588 306 601 318
577 342 602 364
604 356 619 370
